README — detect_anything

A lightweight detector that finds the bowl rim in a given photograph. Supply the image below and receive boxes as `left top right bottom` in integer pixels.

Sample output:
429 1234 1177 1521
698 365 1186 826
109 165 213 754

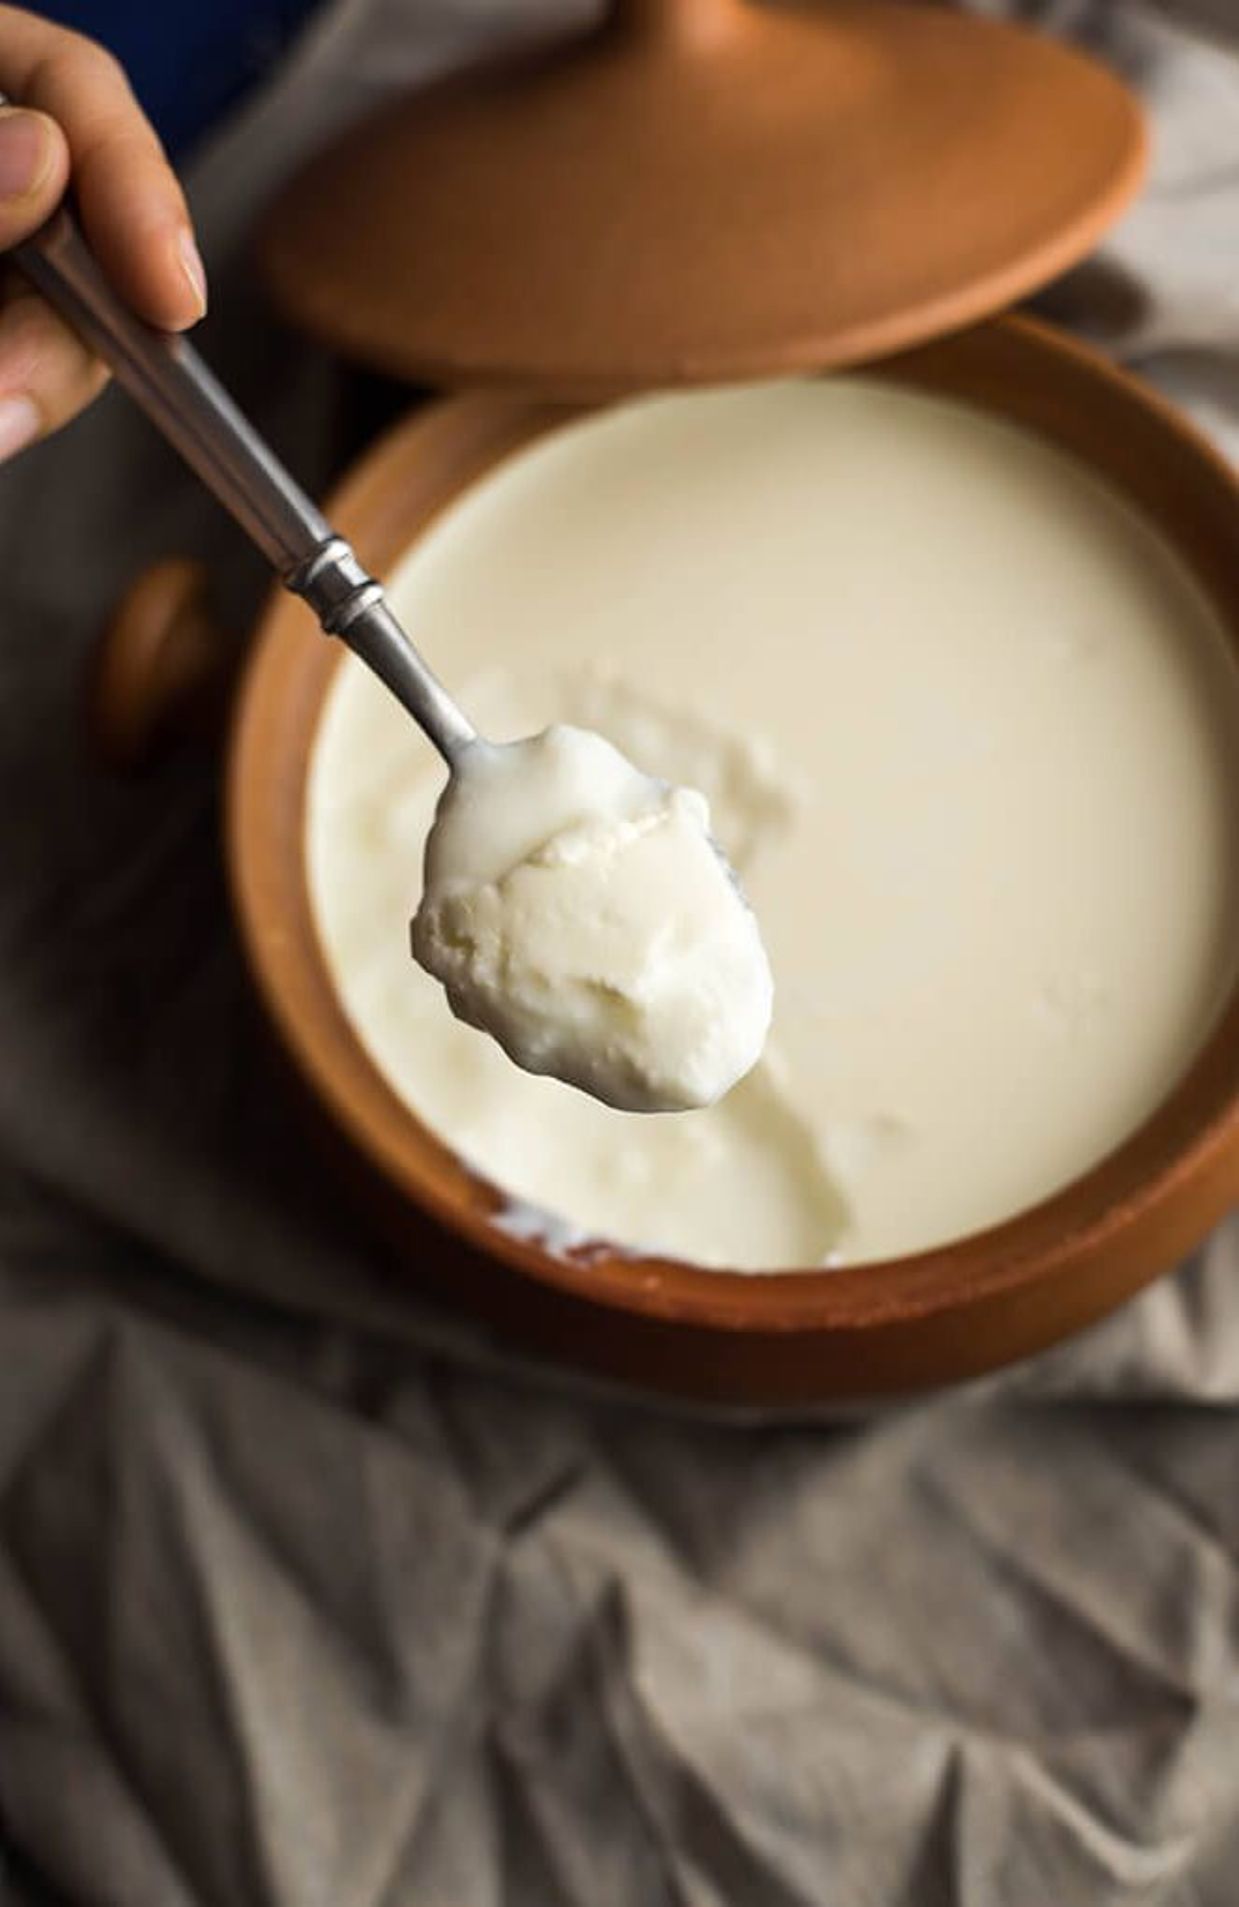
227 313 1239 1337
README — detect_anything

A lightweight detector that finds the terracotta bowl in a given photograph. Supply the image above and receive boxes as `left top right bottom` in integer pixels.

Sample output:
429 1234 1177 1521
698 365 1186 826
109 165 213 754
97 315 1239 1406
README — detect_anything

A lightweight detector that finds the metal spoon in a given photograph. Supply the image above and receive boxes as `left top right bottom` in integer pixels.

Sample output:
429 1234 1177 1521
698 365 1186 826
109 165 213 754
5 168 476 766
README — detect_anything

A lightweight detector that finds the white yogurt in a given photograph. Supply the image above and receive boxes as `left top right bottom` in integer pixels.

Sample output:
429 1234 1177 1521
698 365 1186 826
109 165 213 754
307 379 1239 1268
411 724 773 1111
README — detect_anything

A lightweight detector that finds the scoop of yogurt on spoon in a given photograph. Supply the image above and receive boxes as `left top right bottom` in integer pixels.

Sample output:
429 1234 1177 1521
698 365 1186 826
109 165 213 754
411 724 774 1112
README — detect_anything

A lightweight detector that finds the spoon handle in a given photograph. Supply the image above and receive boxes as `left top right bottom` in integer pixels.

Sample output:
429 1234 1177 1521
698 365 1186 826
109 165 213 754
16 201 333 573
5 144 474 761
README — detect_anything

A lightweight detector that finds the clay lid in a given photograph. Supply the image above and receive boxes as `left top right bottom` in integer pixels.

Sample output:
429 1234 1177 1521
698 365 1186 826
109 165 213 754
260 0 1146 395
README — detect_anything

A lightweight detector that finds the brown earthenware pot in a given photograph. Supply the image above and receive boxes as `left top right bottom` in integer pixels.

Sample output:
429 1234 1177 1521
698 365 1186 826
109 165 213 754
96 316 1239 1406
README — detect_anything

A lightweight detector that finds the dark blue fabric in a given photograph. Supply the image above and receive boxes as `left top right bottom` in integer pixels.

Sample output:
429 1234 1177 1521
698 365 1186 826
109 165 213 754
33 0 326 156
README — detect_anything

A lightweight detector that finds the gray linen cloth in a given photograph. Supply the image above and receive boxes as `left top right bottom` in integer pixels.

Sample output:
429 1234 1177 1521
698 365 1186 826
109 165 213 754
4 2 1239 1902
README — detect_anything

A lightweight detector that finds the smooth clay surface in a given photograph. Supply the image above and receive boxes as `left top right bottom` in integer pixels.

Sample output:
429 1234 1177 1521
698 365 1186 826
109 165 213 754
307 380 1239 1270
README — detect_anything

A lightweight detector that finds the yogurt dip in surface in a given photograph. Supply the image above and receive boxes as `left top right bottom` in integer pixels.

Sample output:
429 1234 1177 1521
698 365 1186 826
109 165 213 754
307 379 1239 1270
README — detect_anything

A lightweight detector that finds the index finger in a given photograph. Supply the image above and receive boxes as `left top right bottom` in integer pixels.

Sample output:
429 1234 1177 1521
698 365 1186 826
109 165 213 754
0 5 205 329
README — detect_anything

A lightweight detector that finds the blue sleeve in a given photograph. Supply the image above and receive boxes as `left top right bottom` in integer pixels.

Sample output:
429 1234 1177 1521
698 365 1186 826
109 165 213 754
33 0 328 157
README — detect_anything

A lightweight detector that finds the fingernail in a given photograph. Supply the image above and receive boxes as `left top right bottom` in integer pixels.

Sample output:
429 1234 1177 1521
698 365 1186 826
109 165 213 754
0 395 41 462
176 230 208 319
0 108 54 202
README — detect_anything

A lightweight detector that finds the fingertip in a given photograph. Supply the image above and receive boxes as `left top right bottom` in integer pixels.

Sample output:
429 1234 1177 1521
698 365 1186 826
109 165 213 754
168 226 207 329
78 206 208 332
71 135 206 331
0 391 41 463
0 292 109 453
115 221 207 331
0 105 69 220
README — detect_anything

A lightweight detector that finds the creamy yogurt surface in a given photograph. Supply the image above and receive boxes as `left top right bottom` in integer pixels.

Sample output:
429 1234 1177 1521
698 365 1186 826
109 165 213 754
411 724 773 1111
307 379 1239 1269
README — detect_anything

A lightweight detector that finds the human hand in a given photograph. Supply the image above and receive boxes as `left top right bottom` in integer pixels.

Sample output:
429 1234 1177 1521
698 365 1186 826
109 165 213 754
0 4 205 464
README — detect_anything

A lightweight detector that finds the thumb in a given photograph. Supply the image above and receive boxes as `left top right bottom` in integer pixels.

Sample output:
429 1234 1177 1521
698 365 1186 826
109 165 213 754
0 108 70 250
